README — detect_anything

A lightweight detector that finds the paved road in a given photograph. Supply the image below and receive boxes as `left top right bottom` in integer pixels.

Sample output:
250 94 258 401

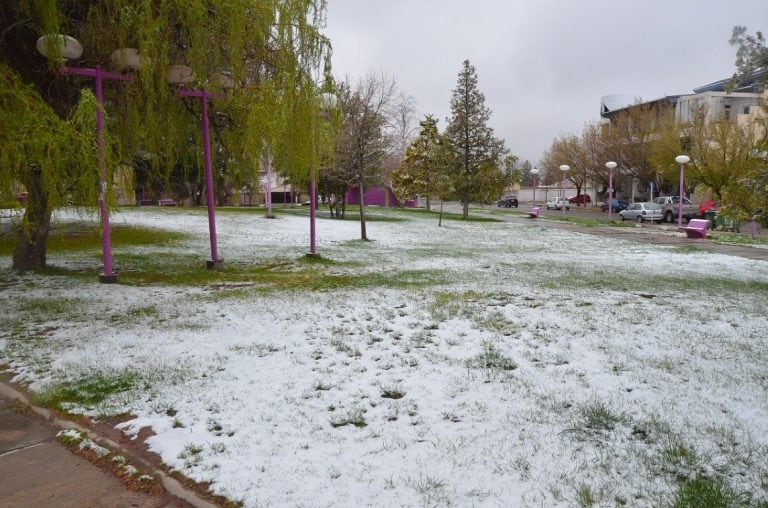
473 202 768 262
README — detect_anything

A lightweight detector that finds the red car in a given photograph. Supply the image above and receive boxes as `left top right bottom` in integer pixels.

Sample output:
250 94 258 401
567 194 591 204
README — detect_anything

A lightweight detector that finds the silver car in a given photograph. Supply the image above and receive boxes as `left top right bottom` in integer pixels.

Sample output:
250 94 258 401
618 202 663 223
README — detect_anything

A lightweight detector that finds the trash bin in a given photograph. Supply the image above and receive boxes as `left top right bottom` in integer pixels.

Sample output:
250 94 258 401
704 210 717 229
715 213 740 232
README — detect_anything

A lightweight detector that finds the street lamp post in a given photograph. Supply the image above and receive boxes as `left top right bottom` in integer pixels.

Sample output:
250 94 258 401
559 165 570 216
36 35 135 283
605 161 617 221
675 155 690 227
748 150 768 238
530 166 539 205
169 67 233 269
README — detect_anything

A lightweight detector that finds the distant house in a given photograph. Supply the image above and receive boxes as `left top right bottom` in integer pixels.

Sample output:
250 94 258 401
345 186 419 208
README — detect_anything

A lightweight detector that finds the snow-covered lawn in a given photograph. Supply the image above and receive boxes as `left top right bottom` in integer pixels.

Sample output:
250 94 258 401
2 206 768 507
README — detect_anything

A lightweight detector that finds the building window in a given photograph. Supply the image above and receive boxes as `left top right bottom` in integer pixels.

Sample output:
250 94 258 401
743 106 751 115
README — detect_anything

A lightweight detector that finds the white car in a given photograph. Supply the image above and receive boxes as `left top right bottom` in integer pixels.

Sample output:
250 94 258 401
618 202 663 223
545 197 570 210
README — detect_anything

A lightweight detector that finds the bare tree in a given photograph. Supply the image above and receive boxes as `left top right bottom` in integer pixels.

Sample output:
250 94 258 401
540 133 587 200
390 93 419 159
334 73 399 240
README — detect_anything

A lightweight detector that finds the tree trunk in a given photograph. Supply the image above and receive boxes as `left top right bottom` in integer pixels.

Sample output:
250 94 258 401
13 166 51 271
358 182 368 240
426 196 431 211
462 200 469 220
439 200 444 227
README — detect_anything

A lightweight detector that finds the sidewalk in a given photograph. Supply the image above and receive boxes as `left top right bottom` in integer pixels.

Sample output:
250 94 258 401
0 384 213 508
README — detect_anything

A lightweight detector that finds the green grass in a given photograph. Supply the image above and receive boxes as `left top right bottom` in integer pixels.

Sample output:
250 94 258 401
165 262 449 297
533 262 768 296
329 406 367 428
576 483 596 507
466 340 517 372
35 370 139 412
578 399 622 431
399 206 502 222
18 296 83 316
709 232 768 247
671 476 752 508
274 203 503 222
429 290 482 321
0 222 189 257
662 441 698 469
541 215 634 228
259 205 407 222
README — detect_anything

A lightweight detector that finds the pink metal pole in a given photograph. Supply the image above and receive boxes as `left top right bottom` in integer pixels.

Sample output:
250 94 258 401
63 65 132 283
178 89 223 269
532 176 536 205
200 93 220 265
309 169 317 255
561 179 565 216
608 168 613 221
265 154 274 218
678 163 685 227
94 68 113 280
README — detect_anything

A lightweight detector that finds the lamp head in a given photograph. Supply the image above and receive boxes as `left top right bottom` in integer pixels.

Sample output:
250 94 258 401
319 92 338 111
36 34 83 61
605 161 617 170
166 65 196 85
559 165 570 172
675 155 690 165
530 167 539 175
110 48 146 72
211 71 235 90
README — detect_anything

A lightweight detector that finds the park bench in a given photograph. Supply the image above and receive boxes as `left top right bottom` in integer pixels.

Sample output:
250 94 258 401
678 218 709 238
527 206 541 219
158 198 177 207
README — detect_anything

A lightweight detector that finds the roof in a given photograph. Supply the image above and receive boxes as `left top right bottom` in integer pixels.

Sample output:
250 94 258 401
693 69 766 93
600 95 680 119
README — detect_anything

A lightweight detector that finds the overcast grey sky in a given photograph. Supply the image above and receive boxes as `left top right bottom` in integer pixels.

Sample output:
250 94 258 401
324 0 768 165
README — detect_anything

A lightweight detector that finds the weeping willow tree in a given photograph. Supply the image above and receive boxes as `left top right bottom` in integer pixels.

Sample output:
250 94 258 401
0 0 331 271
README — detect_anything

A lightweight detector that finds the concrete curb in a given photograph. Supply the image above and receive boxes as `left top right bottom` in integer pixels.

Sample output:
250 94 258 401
0 381 219 508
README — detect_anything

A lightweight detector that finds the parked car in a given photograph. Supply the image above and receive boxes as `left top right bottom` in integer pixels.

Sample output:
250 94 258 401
567 194 591 204
652 196 698 223
600 199 628 213
545 197 570 210
496 195 519 208
618 202 663 223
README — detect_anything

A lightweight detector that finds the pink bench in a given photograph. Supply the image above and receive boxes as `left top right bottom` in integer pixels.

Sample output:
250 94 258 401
679 218 708 238
527 207 541 219
158 198 177 207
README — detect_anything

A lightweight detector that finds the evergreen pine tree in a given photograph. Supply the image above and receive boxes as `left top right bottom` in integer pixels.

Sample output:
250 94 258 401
444 60 507 219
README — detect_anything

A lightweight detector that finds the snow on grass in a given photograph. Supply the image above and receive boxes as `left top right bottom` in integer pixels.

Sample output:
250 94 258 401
2 206 768 506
